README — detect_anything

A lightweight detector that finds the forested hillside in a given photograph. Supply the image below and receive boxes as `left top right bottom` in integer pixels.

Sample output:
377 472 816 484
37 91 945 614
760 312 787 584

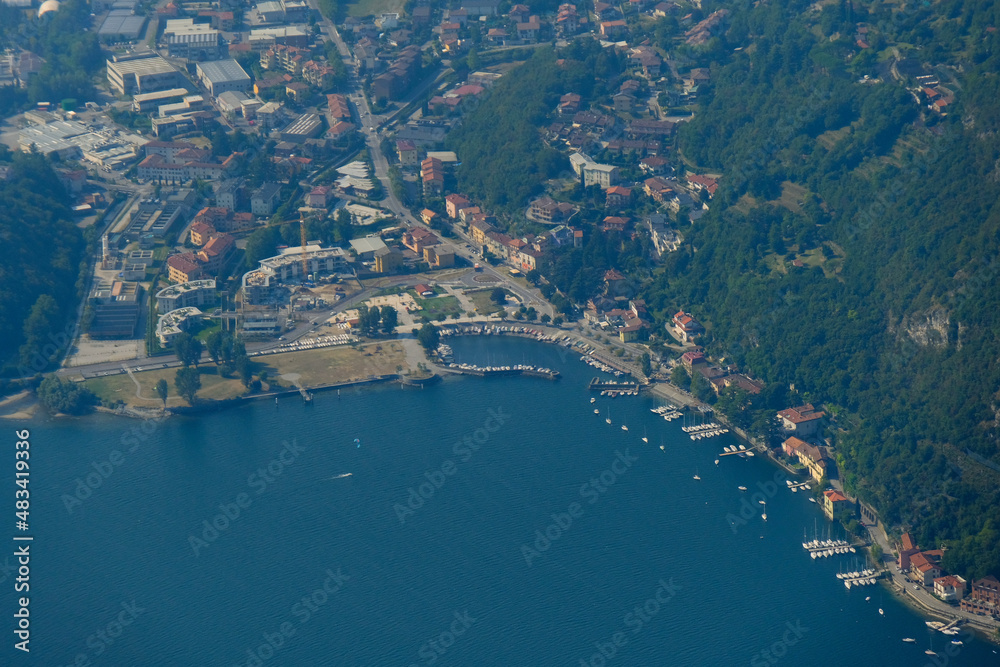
654 0 1000 577
450 0 1000 577
0 152 86 375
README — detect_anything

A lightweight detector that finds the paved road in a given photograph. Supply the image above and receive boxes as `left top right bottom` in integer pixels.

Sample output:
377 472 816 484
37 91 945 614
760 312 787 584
866 523 1000 632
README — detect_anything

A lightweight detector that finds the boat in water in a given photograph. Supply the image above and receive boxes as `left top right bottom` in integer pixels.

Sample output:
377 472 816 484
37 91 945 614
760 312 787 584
902 638 915 643
925 650 937 656
621 424 628 431
591 397 596 403
594 409 600 414
738 486 747 491
879 608 884 616
808 497 816 503
714 459 720 465
642 427 648 443
606 409 612 425
951 641 963 646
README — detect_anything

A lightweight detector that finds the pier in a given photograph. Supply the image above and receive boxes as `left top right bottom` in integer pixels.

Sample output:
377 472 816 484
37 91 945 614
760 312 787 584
442 363 560 380
589 378 642 392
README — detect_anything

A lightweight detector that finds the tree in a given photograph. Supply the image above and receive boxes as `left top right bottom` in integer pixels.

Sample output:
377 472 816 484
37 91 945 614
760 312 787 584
206 331 224 365
541 313 551 324
36 376 95 415
235 354 253 388
172 332 204 367
381 305 398 334
417 323 440 351
174 367 202 405
671 365 691 391
526 269 541 285
155 378 169 408
641 352 652 377
490 288 507 304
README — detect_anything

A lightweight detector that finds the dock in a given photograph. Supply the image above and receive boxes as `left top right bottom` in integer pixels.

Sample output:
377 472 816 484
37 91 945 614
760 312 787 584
589 378 641 392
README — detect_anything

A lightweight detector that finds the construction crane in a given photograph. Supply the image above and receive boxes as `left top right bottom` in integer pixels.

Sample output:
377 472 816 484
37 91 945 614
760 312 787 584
299 211 309 282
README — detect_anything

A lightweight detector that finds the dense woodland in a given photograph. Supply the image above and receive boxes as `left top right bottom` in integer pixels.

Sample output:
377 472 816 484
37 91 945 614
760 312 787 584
0 0 104 114
0 151 86 376
457 0 1000 578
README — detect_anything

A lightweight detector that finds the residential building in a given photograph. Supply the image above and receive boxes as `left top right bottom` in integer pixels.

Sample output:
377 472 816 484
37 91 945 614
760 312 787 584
251 183 282 216
196 233 236 274
156 306 204 346
397 139 418 167
671 310 704 342
374 247 403 273
214 179 246 210
402 227 439 254
424 246 455 268
445 194 471 219
421 157 444 196
528 196 575 223
189 221 215 246
933 575 967 602
167 253 204 283
960 576 1000 618
155 279 217 312
909 552 943 587
777 404 826 437
822 489 852 520
583 162 620 189
796 442 830 483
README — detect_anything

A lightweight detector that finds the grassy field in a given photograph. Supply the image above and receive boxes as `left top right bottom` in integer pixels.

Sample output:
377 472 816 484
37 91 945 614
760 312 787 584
410 292 463 319
83 342 410 408
346 0 406 18
466 288 515 316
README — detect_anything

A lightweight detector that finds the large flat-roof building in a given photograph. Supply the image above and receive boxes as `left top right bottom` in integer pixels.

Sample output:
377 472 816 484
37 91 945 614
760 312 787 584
99 10 147 41
163 18 223 59
196 59 252 97
132 88 190 113
89 281 143 339
107 54 183 96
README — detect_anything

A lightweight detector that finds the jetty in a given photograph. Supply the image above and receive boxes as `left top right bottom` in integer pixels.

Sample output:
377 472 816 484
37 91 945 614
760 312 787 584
589 378 641 392
443 363 560 380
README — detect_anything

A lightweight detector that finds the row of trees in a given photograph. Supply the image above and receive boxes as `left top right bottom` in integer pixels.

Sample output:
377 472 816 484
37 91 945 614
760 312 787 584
355 305 398 337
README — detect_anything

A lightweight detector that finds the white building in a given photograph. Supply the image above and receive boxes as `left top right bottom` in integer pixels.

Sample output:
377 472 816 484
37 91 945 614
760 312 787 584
196 60 252 98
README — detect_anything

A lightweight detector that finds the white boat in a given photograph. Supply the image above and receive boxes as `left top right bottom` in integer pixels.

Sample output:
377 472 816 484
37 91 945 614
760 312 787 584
865 597 870 601
808 497 816 503
591 397 596 403
606 409 612 425
902 638 915 643
642 428 648 443
791 487 798 493
660 445 665 451
762 512 767 521
622 425 628 431
925 650 937 656
926 621 945 630
879 608 884 616
738 486 747 491
714 459 719 465
693 474 701 480
747 451 755 457
845 581 851 589
594 409 600 414
951 641 963 646
758 500 766 505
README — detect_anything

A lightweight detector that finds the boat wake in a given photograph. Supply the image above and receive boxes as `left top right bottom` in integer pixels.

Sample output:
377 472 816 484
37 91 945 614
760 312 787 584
330 473 353 480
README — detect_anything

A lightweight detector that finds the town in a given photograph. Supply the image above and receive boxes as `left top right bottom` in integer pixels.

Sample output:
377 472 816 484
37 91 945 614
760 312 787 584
0 0 997 648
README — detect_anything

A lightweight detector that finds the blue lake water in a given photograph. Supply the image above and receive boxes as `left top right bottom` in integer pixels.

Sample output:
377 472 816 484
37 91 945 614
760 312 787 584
3 335 998 666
